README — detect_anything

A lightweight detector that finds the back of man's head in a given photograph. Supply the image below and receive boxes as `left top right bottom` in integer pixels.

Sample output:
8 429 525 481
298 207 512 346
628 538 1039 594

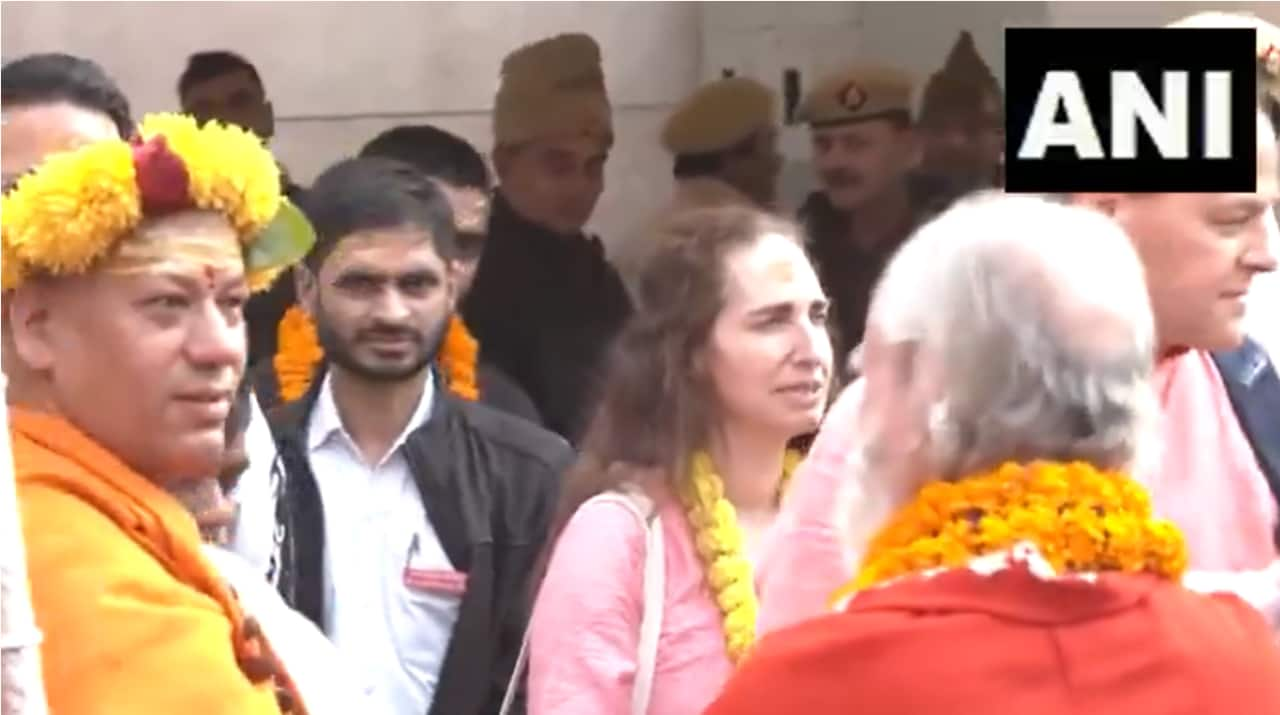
300 157 458 271
1 53 133 137
872 192 1158 478
359 124 489 191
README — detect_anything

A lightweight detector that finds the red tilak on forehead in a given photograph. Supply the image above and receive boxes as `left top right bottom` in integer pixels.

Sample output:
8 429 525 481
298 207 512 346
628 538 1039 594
203 264 217 288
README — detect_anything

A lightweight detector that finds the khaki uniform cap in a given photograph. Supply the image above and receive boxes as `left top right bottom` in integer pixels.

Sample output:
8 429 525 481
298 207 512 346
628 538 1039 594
493 33 613 146
661 77 776 155
796 64 914 127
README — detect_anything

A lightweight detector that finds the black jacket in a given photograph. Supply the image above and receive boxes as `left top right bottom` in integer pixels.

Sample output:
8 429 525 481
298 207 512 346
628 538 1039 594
462 192 632 445
267 368 572 715
801 175 956 365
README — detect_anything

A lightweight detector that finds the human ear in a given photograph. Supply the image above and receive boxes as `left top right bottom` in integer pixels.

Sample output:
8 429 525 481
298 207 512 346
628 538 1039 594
7 283 58 371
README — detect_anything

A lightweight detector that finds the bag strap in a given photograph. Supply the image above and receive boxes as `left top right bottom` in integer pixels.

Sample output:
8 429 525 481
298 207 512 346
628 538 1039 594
498 487 664 715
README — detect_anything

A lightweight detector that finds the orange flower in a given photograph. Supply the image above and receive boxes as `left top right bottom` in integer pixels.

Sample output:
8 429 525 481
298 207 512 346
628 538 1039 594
439 315 479 402
274 305 324 403
273 305 481 403
841 460 1188 594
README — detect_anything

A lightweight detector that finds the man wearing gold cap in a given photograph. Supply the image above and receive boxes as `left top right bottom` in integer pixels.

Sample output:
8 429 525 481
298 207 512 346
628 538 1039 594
795 63 952 369
917 31 1005 194
3 113 313 713
463 32 632 445
615 75 783 298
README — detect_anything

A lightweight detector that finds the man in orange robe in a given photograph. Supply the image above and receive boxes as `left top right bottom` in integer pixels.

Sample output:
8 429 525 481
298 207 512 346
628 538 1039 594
3 113 312 713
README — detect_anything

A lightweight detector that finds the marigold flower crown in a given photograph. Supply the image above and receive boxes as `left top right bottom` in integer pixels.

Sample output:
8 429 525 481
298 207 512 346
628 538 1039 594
1 112 314 292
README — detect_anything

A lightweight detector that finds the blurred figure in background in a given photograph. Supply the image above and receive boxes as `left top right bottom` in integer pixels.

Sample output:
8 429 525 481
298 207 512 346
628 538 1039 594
615 76 782 300
916 31 1005 195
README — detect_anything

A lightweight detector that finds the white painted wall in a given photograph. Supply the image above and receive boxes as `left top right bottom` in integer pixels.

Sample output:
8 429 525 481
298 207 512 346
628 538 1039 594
1 0 701 247
3 0 1275 249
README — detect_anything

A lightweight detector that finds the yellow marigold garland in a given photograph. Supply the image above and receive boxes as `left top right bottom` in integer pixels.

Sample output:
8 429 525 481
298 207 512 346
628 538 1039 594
833 460 1188 602
1 112 289 292
273 304 480 403
2 141 141 284
680 448 802 665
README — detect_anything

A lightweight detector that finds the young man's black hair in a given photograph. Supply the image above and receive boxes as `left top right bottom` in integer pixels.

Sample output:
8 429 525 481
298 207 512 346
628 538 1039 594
176 50 263 100
1 52 133 137
300 156 459 271
359 124 490 191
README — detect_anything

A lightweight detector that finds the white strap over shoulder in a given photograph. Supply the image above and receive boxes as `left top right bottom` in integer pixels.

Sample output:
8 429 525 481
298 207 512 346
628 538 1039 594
499 486 665 715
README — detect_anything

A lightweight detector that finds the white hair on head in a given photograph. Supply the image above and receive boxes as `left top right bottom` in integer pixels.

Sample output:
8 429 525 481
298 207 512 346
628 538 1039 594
872 190 1160 477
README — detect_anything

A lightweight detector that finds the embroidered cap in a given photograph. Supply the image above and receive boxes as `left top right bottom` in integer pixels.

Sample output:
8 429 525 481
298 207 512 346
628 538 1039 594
796 63 914 128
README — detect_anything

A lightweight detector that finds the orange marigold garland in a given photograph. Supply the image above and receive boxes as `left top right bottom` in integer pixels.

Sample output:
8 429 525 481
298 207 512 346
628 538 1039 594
438 314 480 401
831 460 1188 602
274 305 324 403
272 304 480 403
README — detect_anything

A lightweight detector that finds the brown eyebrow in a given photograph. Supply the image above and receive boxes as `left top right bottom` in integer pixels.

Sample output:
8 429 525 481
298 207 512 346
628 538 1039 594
746 302 795 320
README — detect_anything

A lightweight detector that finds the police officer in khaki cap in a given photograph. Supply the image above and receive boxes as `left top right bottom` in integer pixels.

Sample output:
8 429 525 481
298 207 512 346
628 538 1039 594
796 63 951 369
918 31 1005 194
614 76 783 298
462 33 631 445
661 76 783 209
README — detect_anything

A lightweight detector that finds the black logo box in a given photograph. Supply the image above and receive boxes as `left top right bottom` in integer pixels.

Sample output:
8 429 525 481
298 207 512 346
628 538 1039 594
1004 28 1258 193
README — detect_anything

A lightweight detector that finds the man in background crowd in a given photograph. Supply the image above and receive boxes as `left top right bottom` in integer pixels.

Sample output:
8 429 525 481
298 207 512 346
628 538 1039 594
615 75 782 299
463 32 632 445
2 53 133 405
916 31 1004 195
360 124 541 424
796 64 952 370
178 50 301 369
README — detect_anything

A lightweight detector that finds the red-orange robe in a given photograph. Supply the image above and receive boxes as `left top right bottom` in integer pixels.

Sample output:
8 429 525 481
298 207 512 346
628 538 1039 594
11 407 290 714
706 563 1280 715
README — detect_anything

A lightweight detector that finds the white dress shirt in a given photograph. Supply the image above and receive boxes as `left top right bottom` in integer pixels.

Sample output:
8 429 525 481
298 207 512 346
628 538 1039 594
307 372 461 715
231 390 282 578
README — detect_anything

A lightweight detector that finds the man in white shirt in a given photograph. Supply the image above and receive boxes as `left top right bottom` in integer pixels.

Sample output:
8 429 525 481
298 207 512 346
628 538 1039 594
251 157 570 715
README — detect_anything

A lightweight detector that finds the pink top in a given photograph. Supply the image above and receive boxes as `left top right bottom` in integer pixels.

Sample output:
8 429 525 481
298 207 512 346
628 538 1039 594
760 351 1280 633
1146 349 1278 570
529 485 797 715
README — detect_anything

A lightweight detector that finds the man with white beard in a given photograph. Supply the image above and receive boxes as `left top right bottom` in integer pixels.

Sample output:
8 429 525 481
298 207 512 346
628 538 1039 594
724 191 1280 715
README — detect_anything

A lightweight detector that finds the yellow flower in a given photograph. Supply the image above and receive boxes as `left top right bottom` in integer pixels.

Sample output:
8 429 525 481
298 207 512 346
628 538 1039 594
682 448 802 664
3 142 140 280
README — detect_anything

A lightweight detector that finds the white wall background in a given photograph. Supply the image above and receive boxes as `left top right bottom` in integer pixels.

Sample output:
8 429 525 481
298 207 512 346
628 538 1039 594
3 0 1277 253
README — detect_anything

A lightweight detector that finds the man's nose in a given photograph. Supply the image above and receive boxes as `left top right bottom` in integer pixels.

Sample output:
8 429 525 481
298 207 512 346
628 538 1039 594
372 286 414 322
1246 210 1280 273
187 299 245 370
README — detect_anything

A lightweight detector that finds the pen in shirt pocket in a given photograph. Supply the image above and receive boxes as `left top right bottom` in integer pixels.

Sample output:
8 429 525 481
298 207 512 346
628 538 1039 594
402 532 468 596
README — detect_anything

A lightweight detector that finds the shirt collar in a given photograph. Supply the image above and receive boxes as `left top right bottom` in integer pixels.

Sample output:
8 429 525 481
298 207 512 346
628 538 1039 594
306 370 436 459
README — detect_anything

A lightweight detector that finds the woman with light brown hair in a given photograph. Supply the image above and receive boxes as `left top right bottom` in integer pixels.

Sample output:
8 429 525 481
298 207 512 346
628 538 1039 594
522 206 834 715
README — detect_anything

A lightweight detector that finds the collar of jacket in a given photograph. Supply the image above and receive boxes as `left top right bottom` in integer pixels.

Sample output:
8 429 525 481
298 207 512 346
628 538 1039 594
490 189 608 264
